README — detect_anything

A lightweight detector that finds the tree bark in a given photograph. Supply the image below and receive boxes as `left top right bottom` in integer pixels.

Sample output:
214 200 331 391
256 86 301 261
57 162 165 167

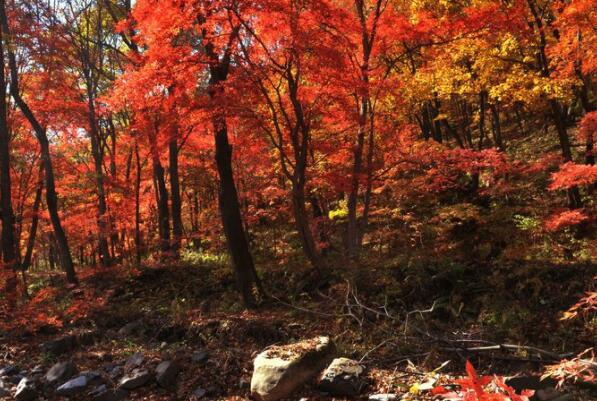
0 22 17 304
346 0 383 258
86 87 111 266
526 0 581 208
490 104 504 150
347 95 367 257
21 163 43 272
550 100 582 208
208 46 262 307
152 143 170 254
134 143 142 265
478 91 487 150
169 136 183 255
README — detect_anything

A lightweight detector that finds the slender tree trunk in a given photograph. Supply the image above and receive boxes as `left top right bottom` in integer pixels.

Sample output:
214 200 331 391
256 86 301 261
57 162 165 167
478 91 487 150
347 0 382 257
347 95 367 257
514 103 526 136
86 89 111 267
0 24 17 304
490 104 504 150
291 181 320 269
432 98 443 143
21 164 43 272
577 74 595 165
152 148 170 254
169 137 183 255
1 5 77 284
420 104 433 140
360 110 375 246
526 0 581 208
207 41 263 307
213 114 261 306
550 100 582 208
134 143 142 265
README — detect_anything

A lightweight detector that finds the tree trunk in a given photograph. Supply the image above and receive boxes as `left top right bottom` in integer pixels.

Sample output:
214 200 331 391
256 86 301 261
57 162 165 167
360 108 375 246
489 104 504 150
577 74 595 165
169 137 183 255
207 40 263 307
347 95 367 257
86 90 111 267
291 181 321 269
478 91 487 150
134 143 142 265
0 23 17 304
526 0 581 208
213 114 261 307
1 4 77 285
152 148 170 254
550 100 582 208
21 164 43 272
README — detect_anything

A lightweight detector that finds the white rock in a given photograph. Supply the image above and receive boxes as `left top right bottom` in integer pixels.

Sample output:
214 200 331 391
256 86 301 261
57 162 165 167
251 336 336 401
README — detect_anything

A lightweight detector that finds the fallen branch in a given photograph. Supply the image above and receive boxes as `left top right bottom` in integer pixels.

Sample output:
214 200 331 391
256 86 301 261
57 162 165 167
440 344 572 361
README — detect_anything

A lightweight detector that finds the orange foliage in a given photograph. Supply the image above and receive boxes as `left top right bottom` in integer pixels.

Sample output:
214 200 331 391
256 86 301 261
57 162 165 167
433 361 534 401
548 162 597 190
544 210 589 231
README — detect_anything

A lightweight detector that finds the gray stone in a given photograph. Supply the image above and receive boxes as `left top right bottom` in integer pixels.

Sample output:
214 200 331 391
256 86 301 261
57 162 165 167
30 365 44 375
81 370 104 385
118 320 144 337
0 380 9 397
46 361 76 384
154 361 179 387
90 385 128 401
191 350 208 363
118 369 152 390
250 336 336 401
318 357 366 395
124 353 144 372
192 387 207 398
56 375 88 396
42 335 77 355
7 374 24 384
369 394 398 401
0 365 17 376
15 377 36 401
104 363 123 379
89 384 107 396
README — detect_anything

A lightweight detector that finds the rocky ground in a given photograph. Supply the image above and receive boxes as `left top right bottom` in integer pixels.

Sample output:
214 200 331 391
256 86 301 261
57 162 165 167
0 264 595 400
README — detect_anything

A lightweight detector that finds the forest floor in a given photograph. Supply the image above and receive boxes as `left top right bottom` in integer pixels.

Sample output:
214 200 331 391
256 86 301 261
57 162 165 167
1 255 596 400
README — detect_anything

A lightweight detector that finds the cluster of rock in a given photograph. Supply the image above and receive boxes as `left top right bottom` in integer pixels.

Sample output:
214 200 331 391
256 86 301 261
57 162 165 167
248 336 573 401
0 347 206 401
250 336 371 401
0 333 573 401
